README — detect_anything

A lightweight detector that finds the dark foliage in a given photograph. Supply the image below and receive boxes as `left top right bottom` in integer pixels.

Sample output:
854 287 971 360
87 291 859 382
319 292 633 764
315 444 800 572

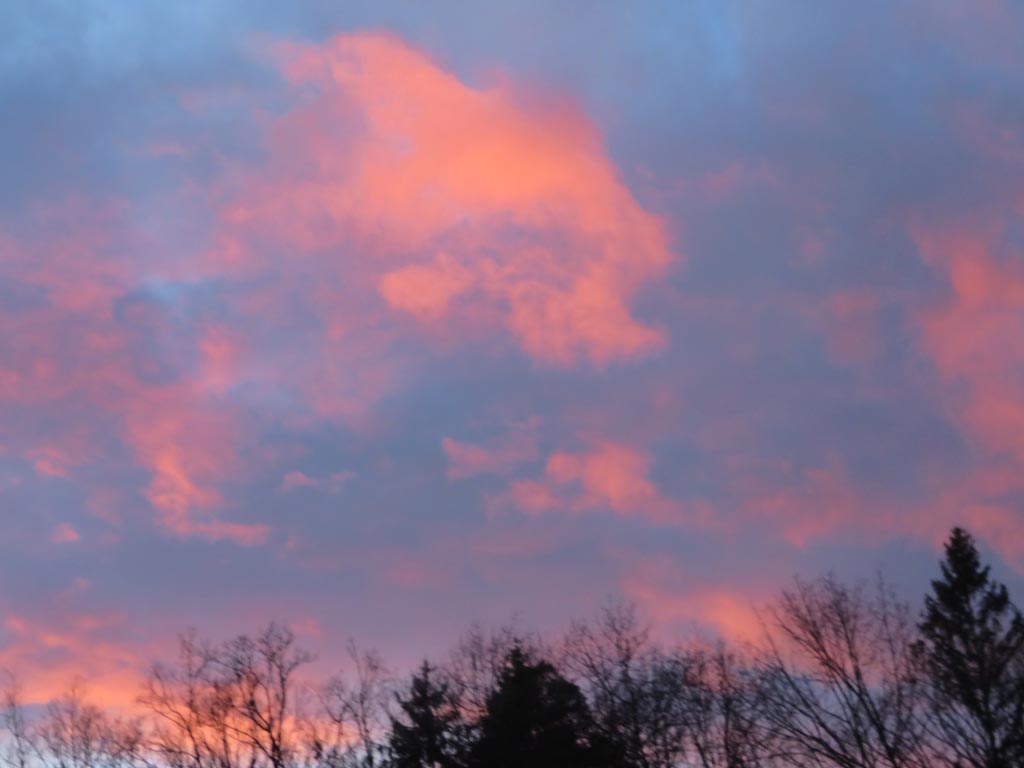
916 527 1024 768
388 662 467 768
469 646 622 768
3 527 1024 768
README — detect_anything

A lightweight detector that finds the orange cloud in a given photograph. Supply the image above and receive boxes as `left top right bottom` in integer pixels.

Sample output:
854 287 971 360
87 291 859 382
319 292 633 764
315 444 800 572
0 612 144 710
623 556 765 644
380 254 475 320
0 198 269 546
121 389 267 545
0 31 675 547
227 33 673 367
503 439 696 525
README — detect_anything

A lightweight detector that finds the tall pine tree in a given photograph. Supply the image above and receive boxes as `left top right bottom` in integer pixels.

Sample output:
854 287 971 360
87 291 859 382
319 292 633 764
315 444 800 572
388 662 468 768
917 527 1024 768
469 646 623 768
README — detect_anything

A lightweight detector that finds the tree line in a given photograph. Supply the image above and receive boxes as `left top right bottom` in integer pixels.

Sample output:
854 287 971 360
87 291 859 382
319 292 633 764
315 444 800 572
3 527 1024 768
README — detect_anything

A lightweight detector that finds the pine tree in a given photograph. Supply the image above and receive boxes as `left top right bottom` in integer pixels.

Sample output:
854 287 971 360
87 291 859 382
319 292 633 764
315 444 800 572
388 662 467 768
917 527 1024 768
469 646 623 768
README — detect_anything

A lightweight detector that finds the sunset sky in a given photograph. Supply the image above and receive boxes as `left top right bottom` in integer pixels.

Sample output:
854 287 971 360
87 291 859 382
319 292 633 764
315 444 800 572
3 1 1024 706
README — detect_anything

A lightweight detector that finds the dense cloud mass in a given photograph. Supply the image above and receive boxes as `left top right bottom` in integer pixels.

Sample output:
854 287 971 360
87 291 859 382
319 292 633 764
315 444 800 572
1 0 1023 708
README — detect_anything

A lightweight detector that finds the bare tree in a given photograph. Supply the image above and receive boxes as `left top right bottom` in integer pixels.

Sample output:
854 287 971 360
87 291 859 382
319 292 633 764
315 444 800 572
318 641 390 768
38 682 110 768
675 642 772 768
221 624 315 768
140 630 244 768
756 575 931 768
562 602 686 768
140 624 313 768
562 602 773 768
95 717 150 768
1 672 37 768
35 682 149 768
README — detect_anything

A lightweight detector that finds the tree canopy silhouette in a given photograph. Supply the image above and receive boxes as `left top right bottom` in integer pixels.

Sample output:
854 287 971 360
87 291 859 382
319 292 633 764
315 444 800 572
469 645 621 768
388 662 467 768
916 527 1024 768
3 526 1024 768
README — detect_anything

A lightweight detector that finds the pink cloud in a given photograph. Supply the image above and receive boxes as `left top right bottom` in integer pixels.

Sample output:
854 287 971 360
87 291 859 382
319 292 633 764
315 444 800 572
623 556 766 644
442 418 540 478
738 455 870 548
29 446 75 478
380 254 475 320
121 389 267 545
0 31 674 550
902 220 1024 566
913 223 1024 464
227 33 674 367
0 199 270 547
50 524 80 544
0 611 144 710
280 471 318 492
502 439 698 526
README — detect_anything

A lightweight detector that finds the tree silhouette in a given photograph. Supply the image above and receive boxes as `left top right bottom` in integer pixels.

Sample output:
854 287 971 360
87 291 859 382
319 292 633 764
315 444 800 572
469 646 622 768
916 527 1024 768
759 575 928 767
388 662 467 768
8 526 1024 768
140 624 314 768
1 675 33 768
320 641 390 768
564 603 684 768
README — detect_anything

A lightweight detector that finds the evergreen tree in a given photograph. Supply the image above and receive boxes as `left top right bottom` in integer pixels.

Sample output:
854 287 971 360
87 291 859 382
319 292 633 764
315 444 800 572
917 527 1024 768
388 662 467 768
469 646 623 768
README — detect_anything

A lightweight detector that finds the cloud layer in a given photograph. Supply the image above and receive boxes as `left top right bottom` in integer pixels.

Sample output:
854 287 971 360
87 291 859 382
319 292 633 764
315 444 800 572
2 0 1023 706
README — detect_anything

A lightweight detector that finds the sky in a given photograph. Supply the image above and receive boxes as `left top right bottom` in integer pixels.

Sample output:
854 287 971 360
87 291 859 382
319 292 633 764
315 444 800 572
2 0 1024 707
